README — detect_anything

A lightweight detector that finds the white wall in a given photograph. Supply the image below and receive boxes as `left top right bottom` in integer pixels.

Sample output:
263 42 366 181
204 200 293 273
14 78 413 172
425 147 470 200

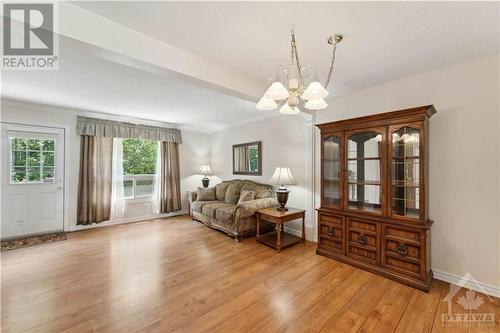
0 100 211 230
315 54 500 289
209 114 314 238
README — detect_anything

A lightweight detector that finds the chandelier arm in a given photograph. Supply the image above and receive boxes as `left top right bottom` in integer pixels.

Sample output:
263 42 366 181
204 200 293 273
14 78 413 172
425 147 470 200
324 43 338 88
290 29 303 80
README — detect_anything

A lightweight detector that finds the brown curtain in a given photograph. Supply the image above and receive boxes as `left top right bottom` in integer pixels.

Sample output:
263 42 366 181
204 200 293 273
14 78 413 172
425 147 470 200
158 141 181 213
77 136 113 225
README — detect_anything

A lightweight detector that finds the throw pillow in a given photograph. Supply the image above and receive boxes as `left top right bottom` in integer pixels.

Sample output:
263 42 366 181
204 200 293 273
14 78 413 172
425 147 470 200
215 182 229 201
237 190 256 205
197 187 216 201
224 182 244 204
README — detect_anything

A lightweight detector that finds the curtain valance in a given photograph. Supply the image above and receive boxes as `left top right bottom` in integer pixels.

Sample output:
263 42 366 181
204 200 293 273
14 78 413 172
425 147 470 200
76 116 182 143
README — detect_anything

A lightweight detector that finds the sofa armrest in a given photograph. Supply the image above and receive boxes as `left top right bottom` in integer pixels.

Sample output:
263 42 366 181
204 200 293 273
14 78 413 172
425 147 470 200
187 190 197 203
235 197 279 219
186 191 197 214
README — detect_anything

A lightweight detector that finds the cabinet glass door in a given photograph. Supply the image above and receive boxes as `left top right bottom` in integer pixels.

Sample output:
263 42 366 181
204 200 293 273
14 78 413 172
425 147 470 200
347 130 384 213
391 126 421 218
322 135 342 207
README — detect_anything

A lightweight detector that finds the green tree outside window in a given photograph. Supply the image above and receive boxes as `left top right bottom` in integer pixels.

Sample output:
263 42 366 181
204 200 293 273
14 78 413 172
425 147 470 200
122 139 158 175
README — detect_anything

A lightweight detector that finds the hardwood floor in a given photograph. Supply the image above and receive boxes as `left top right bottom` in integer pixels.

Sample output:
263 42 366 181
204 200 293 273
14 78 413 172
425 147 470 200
1 216 498 333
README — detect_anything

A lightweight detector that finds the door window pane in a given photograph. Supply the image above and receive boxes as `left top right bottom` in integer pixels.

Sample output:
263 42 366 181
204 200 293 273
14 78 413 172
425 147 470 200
9 137 56 184
41 140 54 151
42 152 54 166
27 139 40 150
42 167 55 183
12 150 26 166
347 131 383 213
323 136 341 207
11 167 26 183
27 167 41 182
27 151 41 166
392 127 420 218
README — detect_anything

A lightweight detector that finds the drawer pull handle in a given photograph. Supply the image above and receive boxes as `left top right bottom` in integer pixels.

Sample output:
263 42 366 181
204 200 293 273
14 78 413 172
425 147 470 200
357 233 367 245
326 226 334 236
396 243 408 255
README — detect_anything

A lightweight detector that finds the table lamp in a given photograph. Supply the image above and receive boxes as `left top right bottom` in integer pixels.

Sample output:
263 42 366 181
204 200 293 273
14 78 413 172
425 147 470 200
199 164 211 188
269 166 297 211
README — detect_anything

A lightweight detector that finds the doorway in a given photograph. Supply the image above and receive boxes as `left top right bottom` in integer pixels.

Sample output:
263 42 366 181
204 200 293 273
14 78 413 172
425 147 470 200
1 123 65 239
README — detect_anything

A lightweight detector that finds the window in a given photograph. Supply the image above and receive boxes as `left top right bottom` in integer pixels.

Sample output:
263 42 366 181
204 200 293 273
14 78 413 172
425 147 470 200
10 137 55 184
122 138 157 199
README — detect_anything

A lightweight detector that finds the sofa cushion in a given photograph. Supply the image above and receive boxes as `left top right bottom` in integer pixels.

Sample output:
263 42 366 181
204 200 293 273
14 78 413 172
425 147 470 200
237 190 255 205
215 182 229 201
202 202 235 218
241 181 273 199
192 200 219 213
215 206 237 225
197 187 216 201
224 182 244 204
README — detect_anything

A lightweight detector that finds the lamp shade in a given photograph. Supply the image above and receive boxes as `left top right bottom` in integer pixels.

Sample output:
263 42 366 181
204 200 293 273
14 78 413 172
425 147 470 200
264 81 290 100
301 81 329 100
256 96 278 110
199 164 211 176
280 103 300 115
305 98 328 110
269 167 297 186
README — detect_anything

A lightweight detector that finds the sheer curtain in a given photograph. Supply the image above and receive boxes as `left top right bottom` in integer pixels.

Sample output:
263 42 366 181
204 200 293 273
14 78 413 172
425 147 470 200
152 142 161 214
110 138 126 220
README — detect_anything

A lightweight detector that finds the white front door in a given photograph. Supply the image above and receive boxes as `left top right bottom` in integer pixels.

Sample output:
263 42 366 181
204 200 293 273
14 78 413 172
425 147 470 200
1 123 65 239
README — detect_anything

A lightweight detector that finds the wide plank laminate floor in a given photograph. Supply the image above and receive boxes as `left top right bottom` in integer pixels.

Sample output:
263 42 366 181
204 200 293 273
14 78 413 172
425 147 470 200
1 215 499 333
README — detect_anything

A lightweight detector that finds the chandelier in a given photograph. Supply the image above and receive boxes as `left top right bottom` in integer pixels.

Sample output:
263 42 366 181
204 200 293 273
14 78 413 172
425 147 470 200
256 29 343 114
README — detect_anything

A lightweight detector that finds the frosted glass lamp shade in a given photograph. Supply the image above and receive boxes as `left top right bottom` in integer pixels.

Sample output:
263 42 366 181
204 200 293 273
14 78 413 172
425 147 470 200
264 81 290 100
301 81 329 100
269 167 297 186
305 98 328 110
280 103 300 115
198 164 211 176
256 96 278 110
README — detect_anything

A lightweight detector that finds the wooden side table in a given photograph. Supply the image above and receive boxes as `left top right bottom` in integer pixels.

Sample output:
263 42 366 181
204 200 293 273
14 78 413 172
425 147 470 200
256 207 306 252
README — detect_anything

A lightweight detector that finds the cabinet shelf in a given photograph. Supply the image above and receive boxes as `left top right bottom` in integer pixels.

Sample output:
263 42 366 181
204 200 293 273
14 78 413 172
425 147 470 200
392 156 420 160
347 157 381 161
348 180 381 186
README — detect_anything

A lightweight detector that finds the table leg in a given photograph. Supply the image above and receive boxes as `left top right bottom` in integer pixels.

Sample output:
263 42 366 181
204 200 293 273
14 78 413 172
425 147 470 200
301 214 305 243
256 214 260 242
277 223 281 252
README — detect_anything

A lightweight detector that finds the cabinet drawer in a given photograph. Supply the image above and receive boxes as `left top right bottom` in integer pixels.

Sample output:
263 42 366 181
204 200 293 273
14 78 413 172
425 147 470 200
384 225 422 245
346 218 380 265
318 236 344 254
319 222 343 239
318 213 344 254
382 225 425 279
319 213 343 226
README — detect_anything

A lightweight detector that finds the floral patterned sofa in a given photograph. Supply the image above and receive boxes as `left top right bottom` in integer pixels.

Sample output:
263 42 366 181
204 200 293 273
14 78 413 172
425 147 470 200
187 180 278 241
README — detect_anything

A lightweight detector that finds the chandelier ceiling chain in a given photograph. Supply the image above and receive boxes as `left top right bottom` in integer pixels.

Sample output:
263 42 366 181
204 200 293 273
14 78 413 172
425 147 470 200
256 29 343 114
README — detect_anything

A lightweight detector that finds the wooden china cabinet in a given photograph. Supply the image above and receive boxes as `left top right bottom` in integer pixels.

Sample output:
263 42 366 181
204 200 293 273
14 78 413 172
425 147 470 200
316 105 436 291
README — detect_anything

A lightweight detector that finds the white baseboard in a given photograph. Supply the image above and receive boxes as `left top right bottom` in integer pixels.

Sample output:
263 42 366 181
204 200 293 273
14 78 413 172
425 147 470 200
433 269 500 298
283 225 315 241
68 210 189 232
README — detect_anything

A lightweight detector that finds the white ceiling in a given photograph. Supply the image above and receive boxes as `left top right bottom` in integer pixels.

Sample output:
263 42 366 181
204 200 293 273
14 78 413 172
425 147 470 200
1 37 262 132
2 2 499 132
74 1 499 92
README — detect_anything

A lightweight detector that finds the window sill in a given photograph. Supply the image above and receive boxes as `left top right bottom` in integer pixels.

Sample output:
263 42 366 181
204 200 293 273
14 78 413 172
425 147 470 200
125 196 153 204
